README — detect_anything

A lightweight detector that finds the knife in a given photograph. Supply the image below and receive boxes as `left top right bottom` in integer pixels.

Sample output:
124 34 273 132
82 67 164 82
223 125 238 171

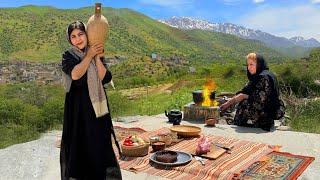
194 156 205 166
213 143 233 153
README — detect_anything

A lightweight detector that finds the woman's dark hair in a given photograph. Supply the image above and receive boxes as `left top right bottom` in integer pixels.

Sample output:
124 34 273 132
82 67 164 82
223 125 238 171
66 21 86 44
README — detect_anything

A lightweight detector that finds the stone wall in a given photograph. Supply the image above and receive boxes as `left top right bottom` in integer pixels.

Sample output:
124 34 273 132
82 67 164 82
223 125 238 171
0 61 62 84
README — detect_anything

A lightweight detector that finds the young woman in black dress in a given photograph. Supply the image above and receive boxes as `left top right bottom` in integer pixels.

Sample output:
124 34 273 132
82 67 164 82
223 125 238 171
60 21 122 180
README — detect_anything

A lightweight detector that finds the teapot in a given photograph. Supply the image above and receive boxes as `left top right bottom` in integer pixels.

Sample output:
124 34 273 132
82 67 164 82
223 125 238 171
164 109 182 124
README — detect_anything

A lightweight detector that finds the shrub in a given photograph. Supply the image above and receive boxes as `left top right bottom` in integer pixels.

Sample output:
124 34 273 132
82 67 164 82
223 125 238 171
3 83 49 107
0 98 25 125
223 68 235 78
279 73 320 98
41 97 64 130
200 67 211 76
309 48 320 61
21 105 45 132
108 91 132 117
0 97 44 148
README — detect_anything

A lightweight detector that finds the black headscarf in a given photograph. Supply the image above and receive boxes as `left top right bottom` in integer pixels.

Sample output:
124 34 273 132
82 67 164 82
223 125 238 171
246 53 280 97
247 54 269 82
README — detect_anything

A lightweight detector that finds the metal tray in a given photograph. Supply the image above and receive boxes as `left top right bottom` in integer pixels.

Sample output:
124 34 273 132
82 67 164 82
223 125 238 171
149 150 192 166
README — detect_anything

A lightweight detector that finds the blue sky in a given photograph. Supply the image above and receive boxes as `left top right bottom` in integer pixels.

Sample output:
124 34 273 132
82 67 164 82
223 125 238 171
1 0 320 41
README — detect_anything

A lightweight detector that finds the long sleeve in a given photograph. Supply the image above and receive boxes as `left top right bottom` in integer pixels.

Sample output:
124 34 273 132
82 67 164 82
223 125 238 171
100 58 112 85
249 76 273 120
62 51 87 87
62 51 78 76
237 81 253 95
102 70 112 85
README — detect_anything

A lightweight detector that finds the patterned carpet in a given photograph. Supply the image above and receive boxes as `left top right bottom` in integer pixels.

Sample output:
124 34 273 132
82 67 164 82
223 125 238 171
117 127 275 180
113 127 314 180
237 151 315 180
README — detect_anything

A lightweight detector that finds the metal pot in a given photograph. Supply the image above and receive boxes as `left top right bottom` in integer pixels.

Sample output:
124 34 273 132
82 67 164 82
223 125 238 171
165 109 182 124
192 90 216 105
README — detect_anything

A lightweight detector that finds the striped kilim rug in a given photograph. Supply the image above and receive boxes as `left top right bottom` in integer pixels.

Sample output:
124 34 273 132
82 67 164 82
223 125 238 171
118 127 276 180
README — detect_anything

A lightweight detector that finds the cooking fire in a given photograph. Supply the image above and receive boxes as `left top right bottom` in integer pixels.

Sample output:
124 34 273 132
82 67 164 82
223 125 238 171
183 79 221 122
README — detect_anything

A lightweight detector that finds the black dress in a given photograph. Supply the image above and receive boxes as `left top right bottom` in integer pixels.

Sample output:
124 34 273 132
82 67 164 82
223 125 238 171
234 74 275 131
233 54 282 131
60 50 122 180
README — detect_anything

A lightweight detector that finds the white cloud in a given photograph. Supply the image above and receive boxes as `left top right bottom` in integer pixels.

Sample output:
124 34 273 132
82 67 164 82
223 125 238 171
238 5 320 41
311 0 320 4
138 0 194 7
253 0 265 3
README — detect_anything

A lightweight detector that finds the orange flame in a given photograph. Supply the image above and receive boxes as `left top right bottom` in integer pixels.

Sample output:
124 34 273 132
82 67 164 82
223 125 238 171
202 79 218 107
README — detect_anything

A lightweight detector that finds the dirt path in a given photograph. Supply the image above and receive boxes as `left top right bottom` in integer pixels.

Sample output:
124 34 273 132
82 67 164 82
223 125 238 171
119 83 173 99
118 80 198 100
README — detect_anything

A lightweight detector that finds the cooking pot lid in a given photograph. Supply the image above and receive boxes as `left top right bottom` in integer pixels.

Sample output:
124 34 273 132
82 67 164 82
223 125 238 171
170 109 181 114
192 90 202 94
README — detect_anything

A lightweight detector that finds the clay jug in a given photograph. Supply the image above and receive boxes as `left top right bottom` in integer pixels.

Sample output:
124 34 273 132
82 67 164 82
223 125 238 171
87 3 109 47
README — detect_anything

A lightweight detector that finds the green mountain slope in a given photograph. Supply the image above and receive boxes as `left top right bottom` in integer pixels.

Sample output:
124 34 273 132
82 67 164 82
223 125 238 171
309 48 320 61
0 5 284 62
276 46 311 59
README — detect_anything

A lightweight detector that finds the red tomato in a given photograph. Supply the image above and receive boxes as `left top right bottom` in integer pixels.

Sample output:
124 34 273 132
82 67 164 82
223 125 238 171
123 141 133 146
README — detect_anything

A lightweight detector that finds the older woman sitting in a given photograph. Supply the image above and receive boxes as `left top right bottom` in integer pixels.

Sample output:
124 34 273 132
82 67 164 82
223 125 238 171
220 53 284 131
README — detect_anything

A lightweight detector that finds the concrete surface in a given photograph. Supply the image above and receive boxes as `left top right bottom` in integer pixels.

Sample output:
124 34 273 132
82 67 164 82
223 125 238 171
0 114 319 180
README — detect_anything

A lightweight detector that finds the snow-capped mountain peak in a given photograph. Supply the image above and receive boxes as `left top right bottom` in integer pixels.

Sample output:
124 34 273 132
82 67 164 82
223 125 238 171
159 16 254 38
290 36 320 47
290 36 305 42
159 17 320 48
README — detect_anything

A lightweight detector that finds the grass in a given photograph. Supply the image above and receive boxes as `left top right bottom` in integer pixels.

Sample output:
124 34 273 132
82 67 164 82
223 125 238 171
287 100 320 133
0 125 40 148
